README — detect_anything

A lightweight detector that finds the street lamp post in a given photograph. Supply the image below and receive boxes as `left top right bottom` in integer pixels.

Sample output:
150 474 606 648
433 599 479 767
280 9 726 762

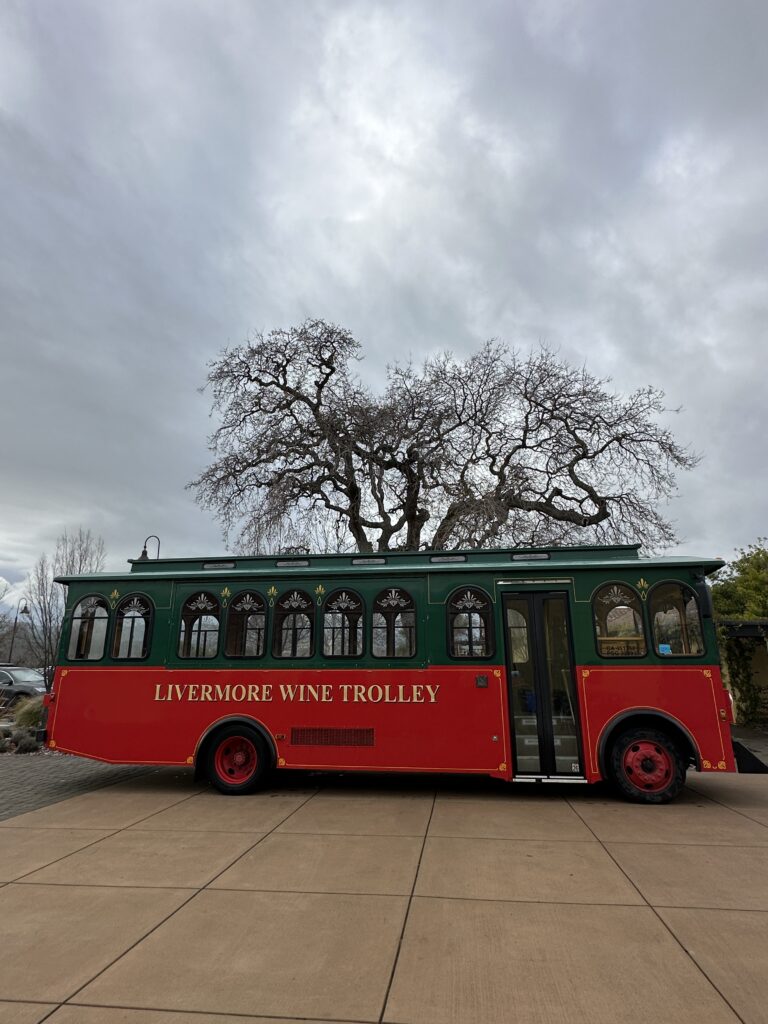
8 600 30 664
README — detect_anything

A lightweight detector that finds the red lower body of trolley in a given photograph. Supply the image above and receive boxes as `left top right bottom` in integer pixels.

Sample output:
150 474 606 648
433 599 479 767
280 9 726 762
44 663 735 797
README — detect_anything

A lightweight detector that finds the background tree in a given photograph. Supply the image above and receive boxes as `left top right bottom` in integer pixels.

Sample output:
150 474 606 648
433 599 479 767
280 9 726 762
711 540 768 620
25 527 106 680
712 539 768 722
0 583 10 658
192 319 699 554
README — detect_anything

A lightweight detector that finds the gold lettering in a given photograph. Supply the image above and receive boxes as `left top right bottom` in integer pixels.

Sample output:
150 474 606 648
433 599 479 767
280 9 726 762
340 684 353 702
173 684 186 701
368 684 383 703
425 684 439 703
200 684 213 701
188 684 199 701
321 684 333 702
280 683 299 701
396 684 411 703
215 684 231 701
353 684 367 702
263 683 273 701
154 683 167 701
247 684 259 701
231 684 246 701
412 684 425 703
383 685 397 702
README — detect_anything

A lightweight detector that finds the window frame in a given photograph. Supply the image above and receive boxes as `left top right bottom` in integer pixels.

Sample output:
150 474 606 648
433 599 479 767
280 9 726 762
178 591 221 660
322 588 365 659
648 580 706 659
446 586 495 660
591 581 648 661
371 587 418 660
225 590 268 659
66 593 110 663
111 593 154 661
272 589 315 660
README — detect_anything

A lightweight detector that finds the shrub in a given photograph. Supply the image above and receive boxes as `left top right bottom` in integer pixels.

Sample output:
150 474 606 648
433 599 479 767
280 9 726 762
14 735 40 754
14 696 43 730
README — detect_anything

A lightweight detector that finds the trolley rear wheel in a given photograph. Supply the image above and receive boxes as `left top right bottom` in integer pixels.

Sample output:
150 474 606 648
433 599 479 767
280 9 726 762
205 724 269 795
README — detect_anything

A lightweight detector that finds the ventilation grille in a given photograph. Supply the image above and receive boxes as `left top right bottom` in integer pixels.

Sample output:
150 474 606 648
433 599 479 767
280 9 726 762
290 727 375 747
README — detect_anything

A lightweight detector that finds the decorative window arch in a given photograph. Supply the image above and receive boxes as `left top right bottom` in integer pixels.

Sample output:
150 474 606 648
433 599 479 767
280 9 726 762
448 588 494 658
649 582 704 656
273 590 314 658
178 592 220 659
68 595 109 660
372 588 416 658
112 595 152 659
592 583 647 658
323 590 364 657
225 591 266 658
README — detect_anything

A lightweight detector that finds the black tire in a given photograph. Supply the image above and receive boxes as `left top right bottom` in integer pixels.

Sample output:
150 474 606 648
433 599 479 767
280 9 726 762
204 723 270 795
608 727 686 804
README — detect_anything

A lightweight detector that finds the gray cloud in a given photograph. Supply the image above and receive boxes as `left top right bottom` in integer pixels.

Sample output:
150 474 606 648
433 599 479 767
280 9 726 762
1 0 765 582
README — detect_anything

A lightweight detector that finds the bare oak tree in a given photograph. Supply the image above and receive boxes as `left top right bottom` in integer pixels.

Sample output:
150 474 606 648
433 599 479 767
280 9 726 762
25 527 106 677
192 319 698 554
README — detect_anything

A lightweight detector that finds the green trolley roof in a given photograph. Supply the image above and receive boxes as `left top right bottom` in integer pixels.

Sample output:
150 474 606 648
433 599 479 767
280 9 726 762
55 543 724 585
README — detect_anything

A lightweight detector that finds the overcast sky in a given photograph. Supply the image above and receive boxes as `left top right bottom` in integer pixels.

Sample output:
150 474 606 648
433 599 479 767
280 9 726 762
1 0 766 594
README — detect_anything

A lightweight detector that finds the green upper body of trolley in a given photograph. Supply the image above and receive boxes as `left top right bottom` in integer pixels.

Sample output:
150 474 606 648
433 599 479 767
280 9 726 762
54 544 724 670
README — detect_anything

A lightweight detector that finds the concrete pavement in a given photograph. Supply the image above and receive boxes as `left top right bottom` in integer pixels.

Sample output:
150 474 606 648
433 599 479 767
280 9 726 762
1 770 767 1023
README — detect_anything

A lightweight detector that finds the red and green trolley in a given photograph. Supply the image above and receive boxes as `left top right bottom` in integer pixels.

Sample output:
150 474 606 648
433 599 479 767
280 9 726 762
44 543 735 802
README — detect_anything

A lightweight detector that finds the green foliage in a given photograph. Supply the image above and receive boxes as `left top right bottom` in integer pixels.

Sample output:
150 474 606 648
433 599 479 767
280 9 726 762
713 540 768 723
13 696 43 730
711 539 768 619
13 735 40 754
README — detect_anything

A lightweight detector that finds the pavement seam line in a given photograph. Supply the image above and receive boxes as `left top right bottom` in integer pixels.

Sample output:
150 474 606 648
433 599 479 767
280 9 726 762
59 999 376 1022
685 783 768 831
55 785 322 1011
377 790 437 1024
0 762 154 823
8 827 126 883
566 793 748 1024
198 787 323 890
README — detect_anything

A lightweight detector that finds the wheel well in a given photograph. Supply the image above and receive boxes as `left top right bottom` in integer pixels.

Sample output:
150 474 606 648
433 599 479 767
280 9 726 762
599 712 699 778
194 717 277 774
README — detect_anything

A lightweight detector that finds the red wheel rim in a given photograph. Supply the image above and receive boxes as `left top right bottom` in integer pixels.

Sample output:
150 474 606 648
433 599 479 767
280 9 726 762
622 740 672 793
214 735 258 785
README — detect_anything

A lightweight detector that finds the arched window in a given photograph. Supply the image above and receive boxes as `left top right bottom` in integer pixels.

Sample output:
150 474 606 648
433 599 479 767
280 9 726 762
372 588 416 658
592 584 647 658
273 590 314 658
225 591 266 657
323 590 364 657
67 595 109 660
112 595 152 659
649 582 704 656
178 593 220 659
448 588 493 657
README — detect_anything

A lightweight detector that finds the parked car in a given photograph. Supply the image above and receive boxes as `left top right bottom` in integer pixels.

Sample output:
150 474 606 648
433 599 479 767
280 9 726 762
0 666 47 711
